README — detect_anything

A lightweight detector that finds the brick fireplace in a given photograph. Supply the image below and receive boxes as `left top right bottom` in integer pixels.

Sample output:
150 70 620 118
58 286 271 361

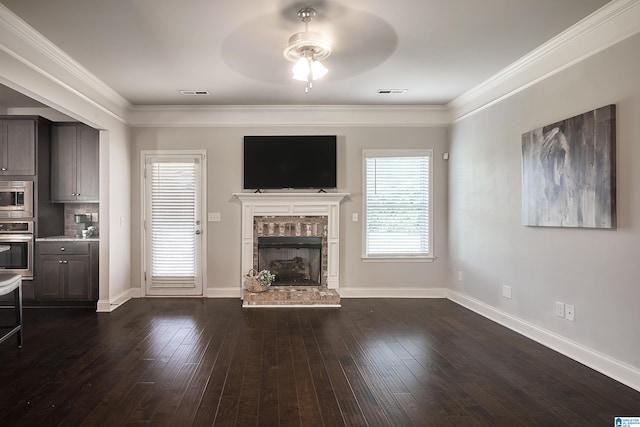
254 216 327 286
234 193 348 306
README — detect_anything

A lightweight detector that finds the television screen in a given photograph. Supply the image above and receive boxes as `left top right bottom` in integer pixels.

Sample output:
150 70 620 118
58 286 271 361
243 135 337 190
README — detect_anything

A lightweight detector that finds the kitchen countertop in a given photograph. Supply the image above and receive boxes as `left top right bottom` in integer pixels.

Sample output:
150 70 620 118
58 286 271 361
36 236 100 242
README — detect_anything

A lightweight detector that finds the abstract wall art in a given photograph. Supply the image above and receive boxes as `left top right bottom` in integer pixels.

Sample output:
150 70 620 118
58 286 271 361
522 104 616 228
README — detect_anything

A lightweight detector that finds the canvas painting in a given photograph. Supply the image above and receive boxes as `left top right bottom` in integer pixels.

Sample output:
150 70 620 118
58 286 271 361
521 105 616 228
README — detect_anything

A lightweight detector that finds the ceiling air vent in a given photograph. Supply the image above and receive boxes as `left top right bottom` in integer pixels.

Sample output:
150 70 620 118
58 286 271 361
179 90 210 96
377 89 407 95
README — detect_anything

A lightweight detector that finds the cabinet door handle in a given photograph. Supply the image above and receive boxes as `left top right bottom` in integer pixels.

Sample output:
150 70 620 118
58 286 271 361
63 261 68 264
60 247 65 251
0 168 6 171
59 260 63 264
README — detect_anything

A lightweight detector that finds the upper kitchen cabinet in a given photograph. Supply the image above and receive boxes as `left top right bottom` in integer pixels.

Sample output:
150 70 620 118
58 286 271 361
0 117 43 176
51 123 99 203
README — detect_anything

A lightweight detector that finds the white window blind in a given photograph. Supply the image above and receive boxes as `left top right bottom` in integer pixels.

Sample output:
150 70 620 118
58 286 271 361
149 161 196 285
364 150 431 258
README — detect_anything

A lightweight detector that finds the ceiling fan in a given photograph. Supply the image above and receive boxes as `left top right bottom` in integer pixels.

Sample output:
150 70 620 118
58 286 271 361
283 7 332 93
220 3 397 90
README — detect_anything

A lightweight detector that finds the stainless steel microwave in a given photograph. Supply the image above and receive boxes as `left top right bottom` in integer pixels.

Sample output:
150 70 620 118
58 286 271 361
0 181 33 219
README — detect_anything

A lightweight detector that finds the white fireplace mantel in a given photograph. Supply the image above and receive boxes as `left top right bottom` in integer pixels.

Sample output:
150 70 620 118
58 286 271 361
234 193 349 290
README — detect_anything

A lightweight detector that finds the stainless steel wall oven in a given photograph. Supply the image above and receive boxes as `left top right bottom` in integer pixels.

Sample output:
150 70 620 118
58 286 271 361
0 220 34 279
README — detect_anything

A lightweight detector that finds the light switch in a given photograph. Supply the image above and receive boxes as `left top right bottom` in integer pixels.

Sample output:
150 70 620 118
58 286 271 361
352 213 358 222
208 212 221 222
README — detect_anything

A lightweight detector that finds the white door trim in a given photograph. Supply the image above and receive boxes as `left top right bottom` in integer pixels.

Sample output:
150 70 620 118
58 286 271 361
140 149 207 297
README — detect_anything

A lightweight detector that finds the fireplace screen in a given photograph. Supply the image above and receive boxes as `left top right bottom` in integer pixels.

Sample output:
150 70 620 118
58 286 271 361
257 237 322 285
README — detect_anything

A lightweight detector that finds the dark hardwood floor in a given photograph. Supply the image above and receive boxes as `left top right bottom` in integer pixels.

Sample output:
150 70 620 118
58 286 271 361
0 298 638 426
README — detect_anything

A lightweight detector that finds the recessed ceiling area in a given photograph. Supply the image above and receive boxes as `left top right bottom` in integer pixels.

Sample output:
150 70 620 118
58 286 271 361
0 0 611 106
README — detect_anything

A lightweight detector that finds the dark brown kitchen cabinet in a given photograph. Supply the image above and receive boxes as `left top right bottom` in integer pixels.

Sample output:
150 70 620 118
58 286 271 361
51 123 99 202
35 241 98 302
0 118 37 175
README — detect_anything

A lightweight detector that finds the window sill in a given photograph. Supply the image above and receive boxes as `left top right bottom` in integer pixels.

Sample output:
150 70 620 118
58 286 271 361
362 256 435 263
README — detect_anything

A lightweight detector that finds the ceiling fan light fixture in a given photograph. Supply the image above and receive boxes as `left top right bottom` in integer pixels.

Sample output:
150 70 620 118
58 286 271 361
291 52 328 82
310 59 328 79
292 56 311 81
283 7 331 93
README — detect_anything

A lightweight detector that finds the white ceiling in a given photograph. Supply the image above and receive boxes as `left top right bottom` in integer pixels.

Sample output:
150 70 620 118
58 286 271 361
1 0 611 107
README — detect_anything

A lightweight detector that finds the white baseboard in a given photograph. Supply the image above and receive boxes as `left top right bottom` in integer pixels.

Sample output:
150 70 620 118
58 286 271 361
207 287 242 298
447 290 640 393
96 288 140 313
96 300 111 312
339 287 448 298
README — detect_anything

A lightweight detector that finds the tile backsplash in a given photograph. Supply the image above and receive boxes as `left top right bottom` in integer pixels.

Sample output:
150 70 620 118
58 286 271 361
64 203 99 237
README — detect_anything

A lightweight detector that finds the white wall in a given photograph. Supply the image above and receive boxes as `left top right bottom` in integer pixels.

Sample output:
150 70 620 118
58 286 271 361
448 33 640 385
130 124 449 296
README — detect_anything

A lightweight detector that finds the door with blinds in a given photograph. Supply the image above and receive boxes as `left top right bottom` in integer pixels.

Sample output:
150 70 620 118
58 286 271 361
143 153 205 296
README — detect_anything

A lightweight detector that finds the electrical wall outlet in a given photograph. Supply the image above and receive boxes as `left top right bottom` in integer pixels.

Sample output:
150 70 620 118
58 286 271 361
502 285 512 299
565 304 575 321
555 301 565 318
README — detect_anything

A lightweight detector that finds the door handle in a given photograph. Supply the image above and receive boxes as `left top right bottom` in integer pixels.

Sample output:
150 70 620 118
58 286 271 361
195 230 201 235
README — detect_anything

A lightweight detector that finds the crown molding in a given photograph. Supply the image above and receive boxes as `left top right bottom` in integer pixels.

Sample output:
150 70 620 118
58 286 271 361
0 3 132 122
129 104 450 127
448 0 640 122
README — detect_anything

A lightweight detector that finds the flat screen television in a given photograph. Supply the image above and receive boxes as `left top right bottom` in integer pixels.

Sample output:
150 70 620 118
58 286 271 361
243 135 337 190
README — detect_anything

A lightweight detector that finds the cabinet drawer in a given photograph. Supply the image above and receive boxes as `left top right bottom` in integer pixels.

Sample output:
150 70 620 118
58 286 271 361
37 241 90 255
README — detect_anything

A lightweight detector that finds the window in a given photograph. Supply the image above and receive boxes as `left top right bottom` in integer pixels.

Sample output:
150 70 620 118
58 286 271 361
363 149 432 259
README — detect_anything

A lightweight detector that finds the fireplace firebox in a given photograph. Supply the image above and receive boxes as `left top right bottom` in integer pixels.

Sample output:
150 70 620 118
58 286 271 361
257 236 322 285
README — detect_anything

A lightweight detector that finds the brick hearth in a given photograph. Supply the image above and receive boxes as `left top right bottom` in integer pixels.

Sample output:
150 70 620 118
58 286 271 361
242 286 341 307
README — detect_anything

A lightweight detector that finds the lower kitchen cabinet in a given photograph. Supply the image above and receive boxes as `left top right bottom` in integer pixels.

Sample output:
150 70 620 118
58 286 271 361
35 241 98 302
